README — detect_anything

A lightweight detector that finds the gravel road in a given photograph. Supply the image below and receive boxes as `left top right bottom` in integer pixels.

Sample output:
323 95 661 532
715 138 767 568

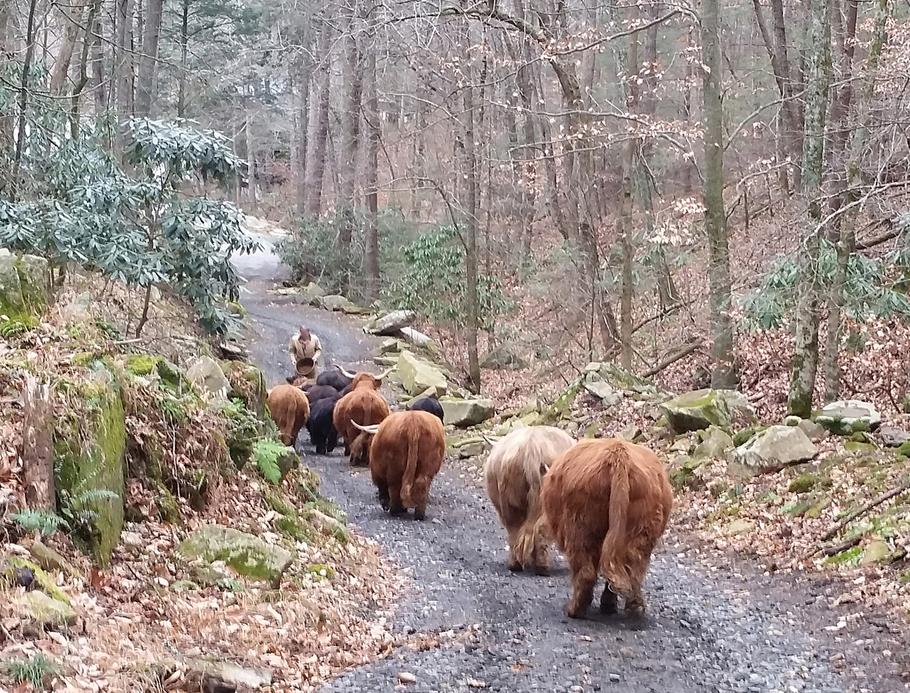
233 231 908 693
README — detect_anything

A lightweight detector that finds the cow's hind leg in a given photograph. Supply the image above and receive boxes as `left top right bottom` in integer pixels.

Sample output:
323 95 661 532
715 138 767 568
505 526 522 572
531 539 550 577
565 551 597 619
387 482 405 516
600 584 618 614
374 479 390 511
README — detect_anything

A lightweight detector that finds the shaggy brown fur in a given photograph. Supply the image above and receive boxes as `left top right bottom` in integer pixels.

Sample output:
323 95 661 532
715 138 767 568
365 411 445 520
484 426 574 575
266 384 311 447
332 372 389 466
540 438 672 618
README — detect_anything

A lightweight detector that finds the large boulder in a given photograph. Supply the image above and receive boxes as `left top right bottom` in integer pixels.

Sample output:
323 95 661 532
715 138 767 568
54 372 127 565
397 351 447 396
583 378 623 407
186 356 230 399
480 343 528 370
177 525 293 588
815 400 881 435
877 426 910 448
729 425 817 478
320 294 367 314
300 282 326 306
660 389 754 433
364 310 417 335
0 252 49 321
441 397 495 427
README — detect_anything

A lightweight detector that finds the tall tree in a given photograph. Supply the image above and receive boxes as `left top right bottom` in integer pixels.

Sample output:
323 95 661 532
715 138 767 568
702 0 737 386
787 0 832 416
363 47 381 300
135 0 164 116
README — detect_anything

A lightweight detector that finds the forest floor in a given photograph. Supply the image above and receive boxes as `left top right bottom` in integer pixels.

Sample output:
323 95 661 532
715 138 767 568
235 225 910 693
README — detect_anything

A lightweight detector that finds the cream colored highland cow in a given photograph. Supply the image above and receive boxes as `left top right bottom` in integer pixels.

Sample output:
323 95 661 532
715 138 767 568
484 426 575 575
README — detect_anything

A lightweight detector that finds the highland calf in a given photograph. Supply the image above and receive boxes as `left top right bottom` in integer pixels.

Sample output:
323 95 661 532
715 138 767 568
541 438 672 618
267 384 311 447
316 365 355 392
484 426 574 575
332 370 391 466
407 396 444 422
307 393 341 455
352 410 446 520
305 384 341 405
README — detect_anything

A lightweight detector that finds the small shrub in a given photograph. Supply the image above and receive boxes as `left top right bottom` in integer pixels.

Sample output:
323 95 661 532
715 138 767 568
253 438 289 484
4 653 57 689
787 473 819 494
10 509 67 537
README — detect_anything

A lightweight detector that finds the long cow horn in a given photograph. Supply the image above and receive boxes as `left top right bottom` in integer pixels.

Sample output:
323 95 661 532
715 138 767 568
480 433 500 446
337 365 358 379
376 367 394 380
351 420 381 434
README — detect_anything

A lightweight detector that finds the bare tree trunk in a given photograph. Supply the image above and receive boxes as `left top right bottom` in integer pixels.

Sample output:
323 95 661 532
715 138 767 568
91 10 107 118
135 0 163 116
70 0 102 138
364 49 380 300
821 0 889 402
245 108 257 208
11 0 39 198
305 26 333 217
338 11 364 292
703 0 737 387
21 376 56 512
295 70 311 215
176 0 189 117
787 0 832 417
50 1 85 95
113 0 136 153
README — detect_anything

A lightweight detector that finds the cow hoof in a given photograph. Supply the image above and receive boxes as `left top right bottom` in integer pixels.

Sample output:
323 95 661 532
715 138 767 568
507 561 522 573
413 510 426 521
564 603 586 619
533 565 550 577
389 506 406 516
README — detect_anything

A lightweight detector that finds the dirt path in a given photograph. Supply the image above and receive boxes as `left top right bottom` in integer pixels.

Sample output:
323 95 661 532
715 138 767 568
233 231 907 693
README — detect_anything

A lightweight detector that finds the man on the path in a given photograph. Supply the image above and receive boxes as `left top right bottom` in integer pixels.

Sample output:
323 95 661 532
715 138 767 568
288 325 323 381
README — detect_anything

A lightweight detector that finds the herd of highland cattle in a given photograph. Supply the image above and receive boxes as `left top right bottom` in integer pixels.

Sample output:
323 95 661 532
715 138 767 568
266 358 673 620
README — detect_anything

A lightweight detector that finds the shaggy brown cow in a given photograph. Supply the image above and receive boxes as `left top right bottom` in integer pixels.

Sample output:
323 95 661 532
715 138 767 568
484 426 574 575
332 369 391 466
352 410 445 520
267 383 311 447
541 438 672 618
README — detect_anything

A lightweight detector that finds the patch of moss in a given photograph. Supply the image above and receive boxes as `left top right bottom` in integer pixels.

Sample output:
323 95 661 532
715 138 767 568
845 441 876 454
788 473 819 494
825 544 863 566
156 484 181 524
275 515 313 542
733 425 767 447
124 354 160 377
306 563 335 580
2 556 71 605
0 315 38 338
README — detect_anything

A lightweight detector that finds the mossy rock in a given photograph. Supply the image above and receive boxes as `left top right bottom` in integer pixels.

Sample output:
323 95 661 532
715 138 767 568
845 441 876 454
788 473 819 494
15 590 77 629
733 425 767 447
221 361 268 418
29 541 81 580
660 389 733 434
2 556 71 605
0 253 50 321
669 456 705 490
897 440 910 459
177 525 293 587
122 354 191 394
306 563 336 580
156 483 181 523
54 372 127 566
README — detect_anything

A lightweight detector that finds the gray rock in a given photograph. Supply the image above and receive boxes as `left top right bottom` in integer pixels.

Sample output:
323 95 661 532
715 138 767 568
729 425 817 477
300 281 326 305
480 344 528 370
441 397 496 427
320 294 367 314
186 356 230 399
398 351 447 396
0 253 49 320
693 426 734 459
177 525 293 587
815 400 881 435
660 389 735 433
797 418 828 442
583 379 623 406
876 426 910 447
364 309 417 335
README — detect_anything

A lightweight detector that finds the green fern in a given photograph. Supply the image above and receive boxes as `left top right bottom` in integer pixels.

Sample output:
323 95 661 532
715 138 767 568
10 509 68 537
252 438 290 485
58 488 120 536
4 653 57 689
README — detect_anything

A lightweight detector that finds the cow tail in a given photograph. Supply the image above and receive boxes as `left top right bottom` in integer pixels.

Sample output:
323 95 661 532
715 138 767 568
599 452 632 594
400 422 421 506
514 464 546 565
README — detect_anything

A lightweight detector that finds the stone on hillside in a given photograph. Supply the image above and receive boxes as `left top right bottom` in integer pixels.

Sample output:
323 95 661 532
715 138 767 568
583 362 662 397
373 355 399 367
406 386 439 405
177 525 293 587
441 397 496 427
398 351 447 396
662 388 755 434
618 425 642 443
398 326 439 353
694 426 734 459
222 361 268 418
0 253 49 320
60 291 93 322
583 379 623 407
186 356 230 400
722 519 755 536
54 372 126 565
379 338 405 355
797 418 827 442
480 343 528 370
458 441 487 458
784 415 801 427
16 590 77 628
364 310 417 335
2 556 71 604
29 541 81 580
815 400 881 435
300 282 326 305
861 540 892 565
729 425 817 478
320 294 367 314
877 426 910 448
